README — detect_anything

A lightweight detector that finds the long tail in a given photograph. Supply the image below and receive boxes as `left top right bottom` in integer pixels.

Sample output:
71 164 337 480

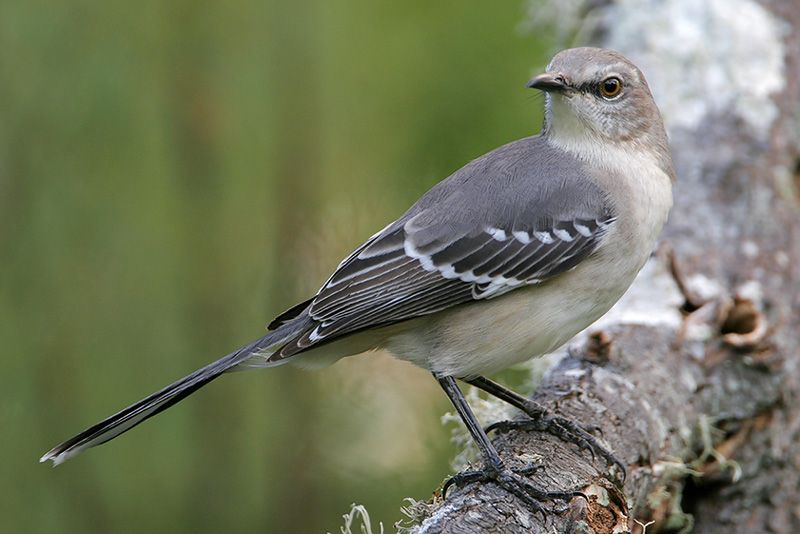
40 328 293 466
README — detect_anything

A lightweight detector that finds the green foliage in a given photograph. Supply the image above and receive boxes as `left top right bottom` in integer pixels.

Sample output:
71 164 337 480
0 1 551 531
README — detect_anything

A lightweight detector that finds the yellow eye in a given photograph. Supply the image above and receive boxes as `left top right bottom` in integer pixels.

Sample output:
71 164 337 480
599 77 623 99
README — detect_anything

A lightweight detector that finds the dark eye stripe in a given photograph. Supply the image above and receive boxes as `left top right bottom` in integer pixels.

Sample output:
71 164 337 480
577 78 624 97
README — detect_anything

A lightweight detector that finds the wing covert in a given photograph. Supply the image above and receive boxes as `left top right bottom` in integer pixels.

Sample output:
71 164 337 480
270 212 615 360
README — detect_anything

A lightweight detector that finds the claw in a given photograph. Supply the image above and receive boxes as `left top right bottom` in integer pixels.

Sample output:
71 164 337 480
487 416 627 484
443 465 579 517
442 469 486 496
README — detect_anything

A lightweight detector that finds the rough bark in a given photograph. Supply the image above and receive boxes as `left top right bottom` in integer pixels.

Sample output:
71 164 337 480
408 1 800 532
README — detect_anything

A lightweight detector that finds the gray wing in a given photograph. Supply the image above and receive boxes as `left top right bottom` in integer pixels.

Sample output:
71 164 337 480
268 136 616 361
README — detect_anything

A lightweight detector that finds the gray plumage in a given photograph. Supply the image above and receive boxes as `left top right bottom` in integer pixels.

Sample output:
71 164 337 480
41 47 674 466
274 137 616 359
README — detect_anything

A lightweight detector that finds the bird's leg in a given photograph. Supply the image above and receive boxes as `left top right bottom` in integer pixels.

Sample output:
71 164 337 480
464 375 627 483
436 374 579 515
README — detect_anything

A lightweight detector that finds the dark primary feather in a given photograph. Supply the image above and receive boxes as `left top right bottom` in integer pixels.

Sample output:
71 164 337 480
269 136 615 361
267 297 313 330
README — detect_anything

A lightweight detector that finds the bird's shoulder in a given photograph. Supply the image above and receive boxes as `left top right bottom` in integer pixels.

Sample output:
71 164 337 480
402 135 612 242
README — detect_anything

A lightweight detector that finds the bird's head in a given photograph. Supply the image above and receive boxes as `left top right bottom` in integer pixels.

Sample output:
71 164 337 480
529 47 669 163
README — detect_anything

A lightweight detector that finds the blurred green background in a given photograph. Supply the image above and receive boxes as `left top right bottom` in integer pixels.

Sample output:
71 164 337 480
0 1 553 532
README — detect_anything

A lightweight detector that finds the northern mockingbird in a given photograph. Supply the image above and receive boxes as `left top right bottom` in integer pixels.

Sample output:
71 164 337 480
42 47 674 512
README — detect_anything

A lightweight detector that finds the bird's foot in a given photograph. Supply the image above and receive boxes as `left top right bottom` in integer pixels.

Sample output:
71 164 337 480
443 464 580 516
486 412 627 484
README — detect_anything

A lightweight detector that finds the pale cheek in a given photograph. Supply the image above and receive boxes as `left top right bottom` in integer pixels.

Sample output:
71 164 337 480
609 116 632 138
582 103 634 139
574 98 608 133
551 95 637 142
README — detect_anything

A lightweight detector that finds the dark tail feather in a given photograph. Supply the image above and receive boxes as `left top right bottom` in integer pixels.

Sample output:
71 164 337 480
40 330 289 466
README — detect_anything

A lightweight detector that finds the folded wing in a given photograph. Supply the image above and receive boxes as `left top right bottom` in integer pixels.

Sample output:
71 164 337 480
270 212 615 360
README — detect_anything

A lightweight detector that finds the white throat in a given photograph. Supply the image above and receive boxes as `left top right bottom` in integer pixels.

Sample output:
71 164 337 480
544 95 664 176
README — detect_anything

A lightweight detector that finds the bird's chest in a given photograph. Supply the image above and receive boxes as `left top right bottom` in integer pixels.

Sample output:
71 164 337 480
608 167 673 267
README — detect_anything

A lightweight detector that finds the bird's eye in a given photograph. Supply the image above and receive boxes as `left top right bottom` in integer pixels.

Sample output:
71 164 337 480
599 77 623 99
